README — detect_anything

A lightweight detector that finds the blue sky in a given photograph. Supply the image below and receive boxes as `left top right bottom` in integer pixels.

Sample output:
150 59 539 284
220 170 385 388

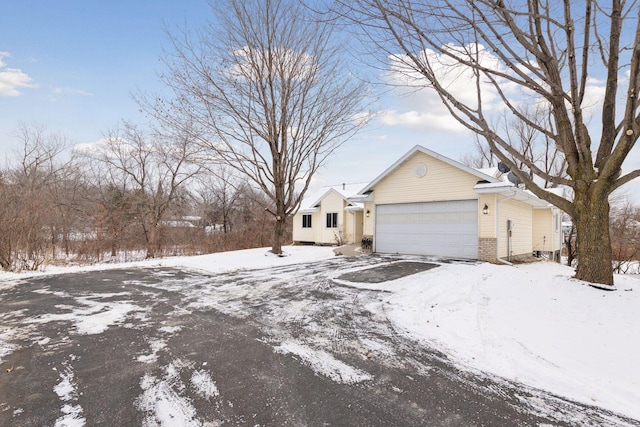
0 0 475 190
2 1 640 202
0 1 209 154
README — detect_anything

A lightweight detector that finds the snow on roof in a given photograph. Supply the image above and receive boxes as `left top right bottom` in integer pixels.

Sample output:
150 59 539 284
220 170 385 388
298 182 370 212
473 181 513 190
475 166 500 179
344 202 364 212
474 181 553 208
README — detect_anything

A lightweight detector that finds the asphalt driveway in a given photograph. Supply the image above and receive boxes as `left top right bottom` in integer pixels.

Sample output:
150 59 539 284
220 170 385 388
0 256 637 426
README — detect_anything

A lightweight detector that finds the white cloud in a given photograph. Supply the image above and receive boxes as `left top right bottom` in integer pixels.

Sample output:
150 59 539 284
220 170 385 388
72 138 120 156
379 44 518 133
0 52 36 96
380 43 579 135
51 87 93 97
379 109 465 132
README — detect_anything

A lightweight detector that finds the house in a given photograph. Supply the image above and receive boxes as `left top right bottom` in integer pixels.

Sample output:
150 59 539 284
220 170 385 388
293 145 563 263
292 183 368 245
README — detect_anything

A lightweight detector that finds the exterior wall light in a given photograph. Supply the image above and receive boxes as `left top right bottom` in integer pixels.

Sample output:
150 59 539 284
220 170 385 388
366 210 370 218
483 204 489 215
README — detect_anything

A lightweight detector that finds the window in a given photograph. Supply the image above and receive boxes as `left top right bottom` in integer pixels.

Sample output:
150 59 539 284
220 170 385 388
302 214 312 228
326 212 338 228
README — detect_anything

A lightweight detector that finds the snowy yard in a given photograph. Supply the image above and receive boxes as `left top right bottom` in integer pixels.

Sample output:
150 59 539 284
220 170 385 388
338 260 640 421
1 246 639 425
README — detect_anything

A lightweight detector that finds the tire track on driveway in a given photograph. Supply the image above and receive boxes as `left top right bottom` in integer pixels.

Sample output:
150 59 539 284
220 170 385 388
0 257 637 426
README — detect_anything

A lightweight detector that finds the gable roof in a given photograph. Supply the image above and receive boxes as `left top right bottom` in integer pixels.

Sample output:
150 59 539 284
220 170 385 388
298 182 369 213
359 145 500 194
356 145 558 209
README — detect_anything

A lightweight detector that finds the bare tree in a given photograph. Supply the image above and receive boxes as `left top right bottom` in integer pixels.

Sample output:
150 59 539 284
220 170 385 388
460 135 495 169
463 106 568 188
610 197 640 274
341 0 640 286
197 167 246 234
142 0 369 254
0 123 72 270
78 122 203 258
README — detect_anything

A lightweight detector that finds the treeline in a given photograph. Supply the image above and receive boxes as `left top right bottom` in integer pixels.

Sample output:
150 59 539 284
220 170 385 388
0 123 286 272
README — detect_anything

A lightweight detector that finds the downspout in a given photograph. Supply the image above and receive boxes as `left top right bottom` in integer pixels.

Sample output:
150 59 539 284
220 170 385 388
496 190 517 265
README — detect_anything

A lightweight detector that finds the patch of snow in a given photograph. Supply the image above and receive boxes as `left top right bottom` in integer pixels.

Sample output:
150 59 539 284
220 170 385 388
137 373 200 427
53 364 86 427
0 328 20 364
274 341 373 384
358 337 396 358
159 325 182 334
0 245 336 279
137 338 167 363
25 296 146 335
190 370 219 399
136 361 223 426
515 389 631 427
373 261 640 421
73 298 143 335
54 371 76 401
55 404 85 427
37 337 51 346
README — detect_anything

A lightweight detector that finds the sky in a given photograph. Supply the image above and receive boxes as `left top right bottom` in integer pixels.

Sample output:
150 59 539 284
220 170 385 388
0 0 484 190
0 1 207 151
2 1 640 202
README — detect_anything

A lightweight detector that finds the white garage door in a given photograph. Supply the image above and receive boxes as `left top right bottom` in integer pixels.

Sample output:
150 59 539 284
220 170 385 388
375 200 478 259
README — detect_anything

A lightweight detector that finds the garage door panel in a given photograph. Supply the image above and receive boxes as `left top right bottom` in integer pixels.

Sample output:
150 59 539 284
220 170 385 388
375 200 478 259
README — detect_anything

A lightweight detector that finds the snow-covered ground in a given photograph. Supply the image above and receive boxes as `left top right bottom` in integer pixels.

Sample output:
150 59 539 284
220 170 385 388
2 245 639 421
336 260 640 421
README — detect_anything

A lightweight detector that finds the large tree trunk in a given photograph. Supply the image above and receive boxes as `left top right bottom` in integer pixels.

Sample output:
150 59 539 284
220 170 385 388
574 191 614 287
146 223 158 259
271 215 285 255
111 235 117 257
0 243 11 271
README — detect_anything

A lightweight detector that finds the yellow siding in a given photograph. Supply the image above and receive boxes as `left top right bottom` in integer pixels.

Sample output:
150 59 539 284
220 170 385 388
363 201 374 236
478 194 497 238
373 152 479 204
292 190 365 245
497 198 533 258
311 211 322 243
319 192 347 244
552 210 563 252
532 209 552 252
292 211 317 242
344 210 364 244
532 208 563 253
354 211 364 242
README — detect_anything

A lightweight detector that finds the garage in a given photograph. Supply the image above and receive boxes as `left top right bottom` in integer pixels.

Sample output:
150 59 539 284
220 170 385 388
375 200 479 259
